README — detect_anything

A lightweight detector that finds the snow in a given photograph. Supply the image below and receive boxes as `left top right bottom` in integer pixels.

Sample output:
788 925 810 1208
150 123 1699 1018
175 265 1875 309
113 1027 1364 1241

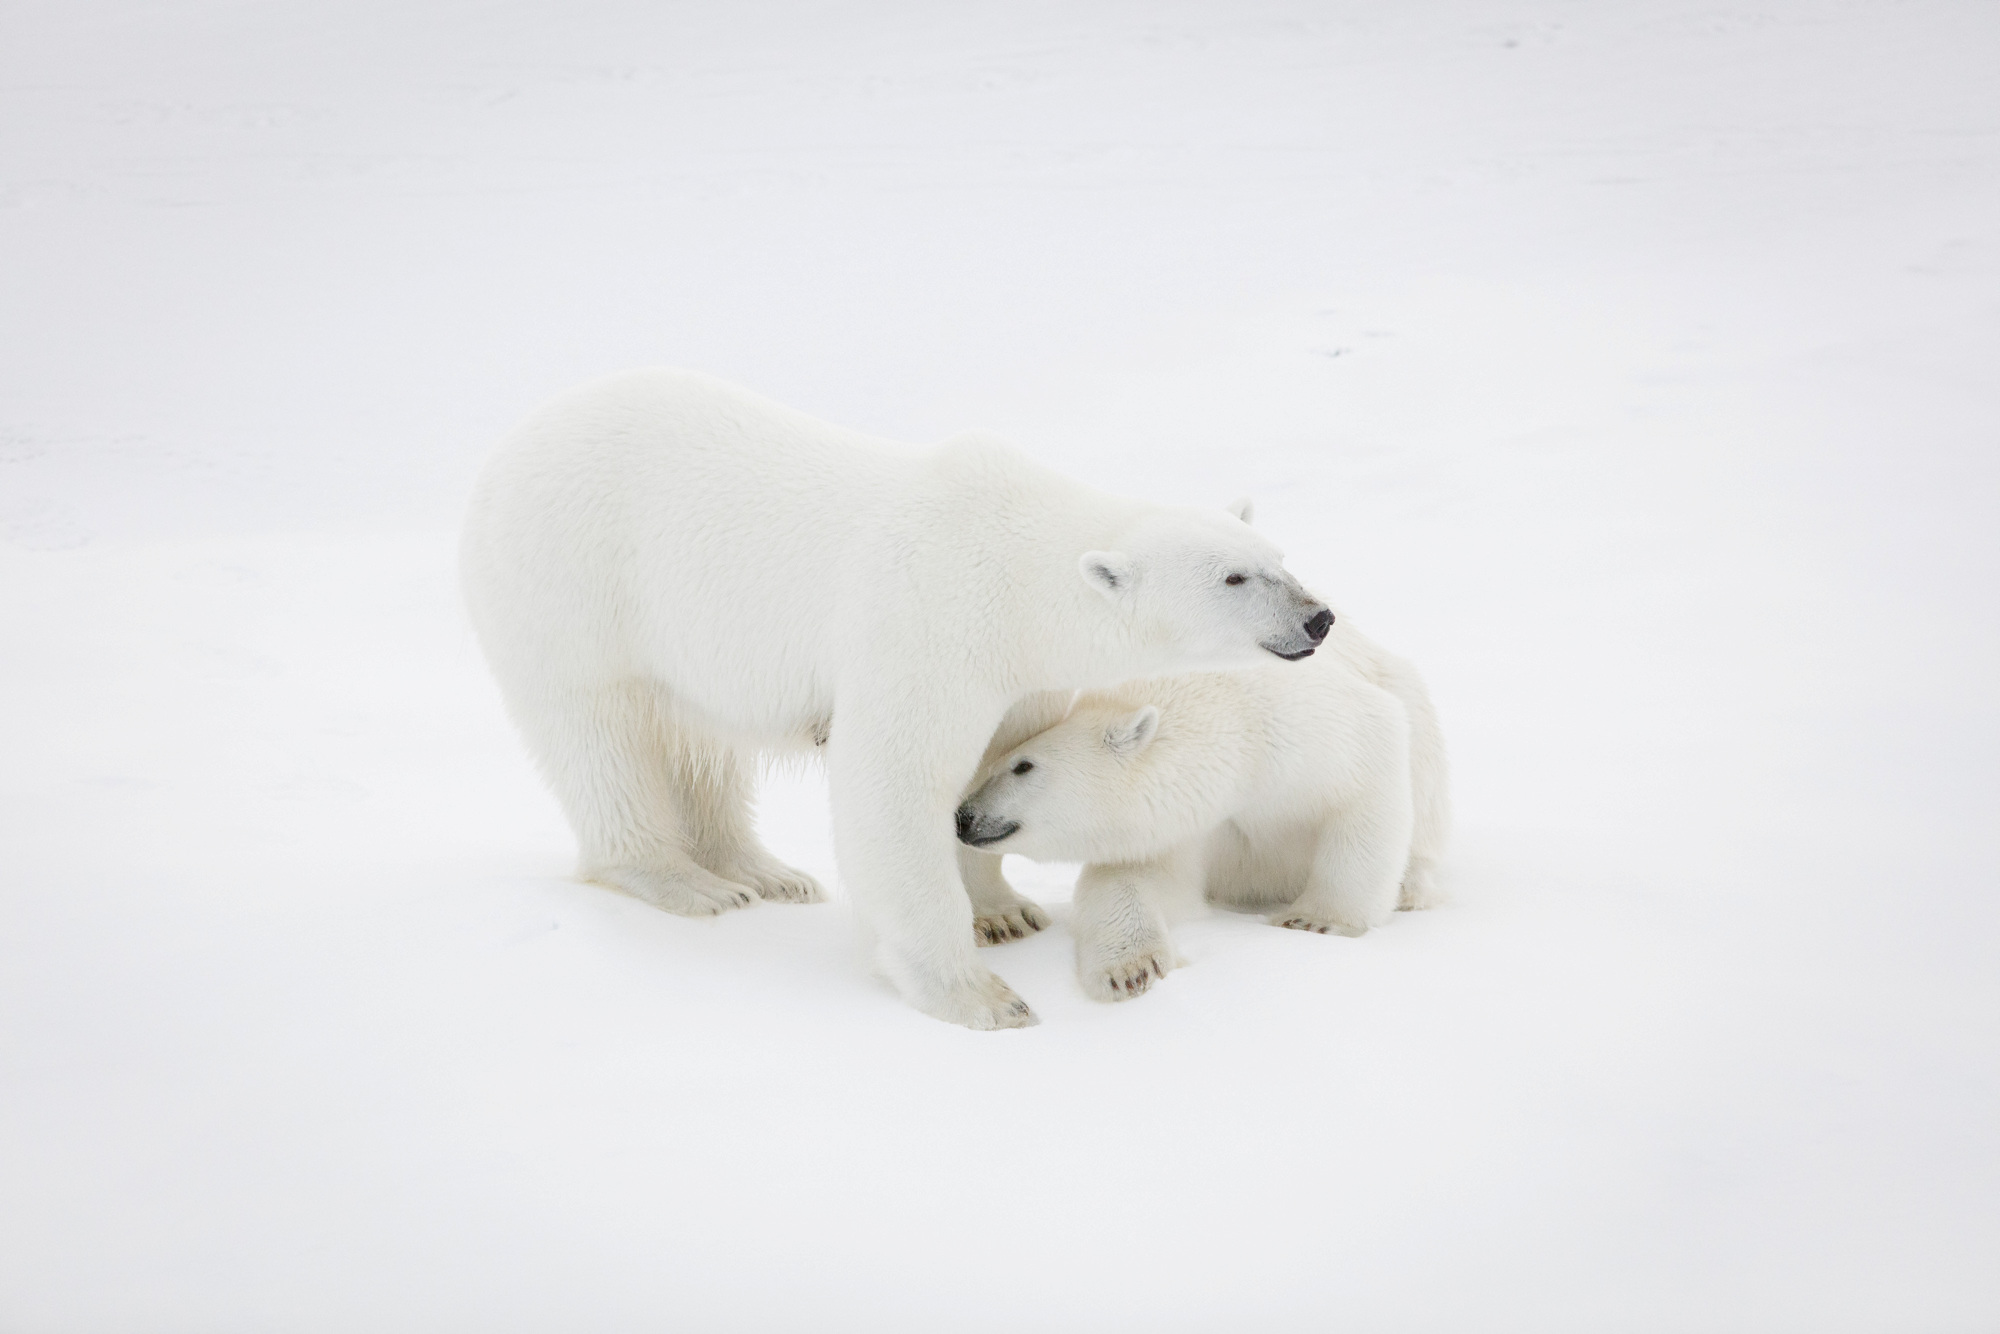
3 2 1997 1328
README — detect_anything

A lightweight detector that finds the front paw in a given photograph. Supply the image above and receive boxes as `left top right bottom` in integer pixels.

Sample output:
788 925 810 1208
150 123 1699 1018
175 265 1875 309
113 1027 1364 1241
906 968 1040 1030
974 901 1049 946
1272 912 1369 937
1078 944 1173 1002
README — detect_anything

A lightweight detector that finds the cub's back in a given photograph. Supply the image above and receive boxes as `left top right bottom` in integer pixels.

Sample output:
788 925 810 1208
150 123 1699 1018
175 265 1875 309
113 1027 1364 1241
1232 628 1413 814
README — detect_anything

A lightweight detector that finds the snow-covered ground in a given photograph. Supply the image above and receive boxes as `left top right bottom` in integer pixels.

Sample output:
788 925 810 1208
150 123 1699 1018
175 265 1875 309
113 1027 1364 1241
3 2 1996 1329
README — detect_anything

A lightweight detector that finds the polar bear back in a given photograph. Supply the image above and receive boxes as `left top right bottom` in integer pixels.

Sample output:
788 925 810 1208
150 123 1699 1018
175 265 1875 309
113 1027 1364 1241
462 370 915 736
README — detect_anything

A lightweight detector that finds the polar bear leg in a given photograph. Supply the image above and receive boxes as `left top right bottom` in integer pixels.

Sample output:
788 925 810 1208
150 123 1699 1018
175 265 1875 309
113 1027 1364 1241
828 694 1037 1029
1071 861 1179 1002
1398 854 1445 912
1275 783 1414 937
959 848 1050 945
512 681 761 916
1373 654 1450 911
675 746 827 905
1276 702 1415 936
1400 705 1450 911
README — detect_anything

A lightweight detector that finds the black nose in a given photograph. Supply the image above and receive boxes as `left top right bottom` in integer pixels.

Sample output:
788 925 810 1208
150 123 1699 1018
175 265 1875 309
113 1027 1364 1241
954 806 975 840
1304 608 1334 642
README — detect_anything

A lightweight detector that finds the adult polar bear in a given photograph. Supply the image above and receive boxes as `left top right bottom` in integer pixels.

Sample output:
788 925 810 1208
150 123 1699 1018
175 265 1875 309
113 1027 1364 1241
462 370 1332 1029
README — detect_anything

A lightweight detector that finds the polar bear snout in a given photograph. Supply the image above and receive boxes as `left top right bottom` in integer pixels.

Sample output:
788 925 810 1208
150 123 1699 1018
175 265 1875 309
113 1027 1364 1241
1262 601 1335 661
955 802 1019 848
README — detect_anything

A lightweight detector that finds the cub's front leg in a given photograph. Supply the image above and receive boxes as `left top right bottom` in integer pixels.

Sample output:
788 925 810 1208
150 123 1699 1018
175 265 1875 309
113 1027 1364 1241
960 847 1050 945
1070 858 1186 1002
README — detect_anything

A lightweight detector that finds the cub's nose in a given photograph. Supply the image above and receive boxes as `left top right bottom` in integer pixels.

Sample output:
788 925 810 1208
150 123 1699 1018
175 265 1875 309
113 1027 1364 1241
1304 608 1335 643
954 805 976 841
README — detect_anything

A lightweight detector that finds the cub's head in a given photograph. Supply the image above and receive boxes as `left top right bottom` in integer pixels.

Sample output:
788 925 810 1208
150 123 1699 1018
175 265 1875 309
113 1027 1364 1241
955 700 1170 865
1080 498 1332 667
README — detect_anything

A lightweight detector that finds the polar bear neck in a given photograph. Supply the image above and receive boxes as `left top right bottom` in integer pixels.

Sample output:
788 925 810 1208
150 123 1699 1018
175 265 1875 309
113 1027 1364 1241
908 433 1172 693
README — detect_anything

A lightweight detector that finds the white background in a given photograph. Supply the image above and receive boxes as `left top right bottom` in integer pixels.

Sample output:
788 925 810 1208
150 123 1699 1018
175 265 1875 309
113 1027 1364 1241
3 2 1996 1329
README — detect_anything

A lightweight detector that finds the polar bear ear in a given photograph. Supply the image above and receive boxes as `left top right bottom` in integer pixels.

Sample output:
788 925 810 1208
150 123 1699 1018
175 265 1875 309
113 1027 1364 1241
1079 551 1134 602
1226 496 1255 525
1104 705 1160 757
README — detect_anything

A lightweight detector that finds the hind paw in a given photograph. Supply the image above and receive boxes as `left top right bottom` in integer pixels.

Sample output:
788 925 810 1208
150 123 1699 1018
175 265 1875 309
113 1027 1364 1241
1398 864 1444 911
593 864 759 916
1273 911 1369 937
721 854 827 905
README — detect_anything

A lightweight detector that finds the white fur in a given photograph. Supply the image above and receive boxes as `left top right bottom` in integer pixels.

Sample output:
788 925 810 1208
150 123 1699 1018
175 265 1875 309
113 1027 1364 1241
460 370 1331 1029
956 618 1449 1002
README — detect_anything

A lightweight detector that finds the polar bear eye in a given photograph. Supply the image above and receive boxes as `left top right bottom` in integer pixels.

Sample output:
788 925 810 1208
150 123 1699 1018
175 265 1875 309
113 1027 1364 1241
1224 573 1247 586
1011 760 1034 776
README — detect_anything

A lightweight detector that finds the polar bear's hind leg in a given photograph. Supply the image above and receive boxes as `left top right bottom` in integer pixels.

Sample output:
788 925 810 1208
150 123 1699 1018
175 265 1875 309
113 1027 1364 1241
512 680 763 916
678 742 827 905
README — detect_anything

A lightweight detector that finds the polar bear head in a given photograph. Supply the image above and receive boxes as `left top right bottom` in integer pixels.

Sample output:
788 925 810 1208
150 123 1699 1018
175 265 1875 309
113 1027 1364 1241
1079 498 1332 667
955 694 1209 865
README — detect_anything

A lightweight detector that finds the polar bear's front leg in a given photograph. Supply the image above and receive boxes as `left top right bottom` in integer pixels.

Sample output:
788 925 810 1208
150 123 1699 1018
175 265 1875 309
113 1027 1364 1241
828 701 1038 1029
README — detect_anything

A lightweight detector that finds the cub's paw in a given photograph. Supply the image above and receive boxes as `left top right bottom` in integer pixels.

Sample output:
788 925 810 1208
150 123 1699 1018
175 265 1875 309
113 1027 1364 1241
974 901 1049 946
1273 912 1369 937
1080 946 1172 1002
1398 865 1444 912
916 970 1040 1030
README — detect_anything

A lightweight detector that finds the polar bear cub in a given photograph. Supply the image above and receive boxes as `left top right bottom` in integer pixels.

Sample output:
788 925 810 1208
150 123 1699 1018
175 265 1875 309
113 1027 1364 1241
954 616 1447 1000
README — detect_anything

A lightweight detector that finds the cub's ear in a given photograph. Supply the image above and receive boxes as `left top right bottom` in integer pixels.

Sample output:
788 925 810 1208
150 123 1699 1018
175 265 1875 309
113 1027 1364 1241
1104 705 1160 757
1079 551 1134 602
1226 496 1255 525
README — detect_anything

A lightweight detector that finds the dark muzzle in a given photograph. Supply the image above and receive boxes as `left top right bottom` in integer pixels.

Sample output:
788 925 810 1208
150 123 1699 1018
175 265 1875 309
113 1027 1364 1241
955 804 1019 848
